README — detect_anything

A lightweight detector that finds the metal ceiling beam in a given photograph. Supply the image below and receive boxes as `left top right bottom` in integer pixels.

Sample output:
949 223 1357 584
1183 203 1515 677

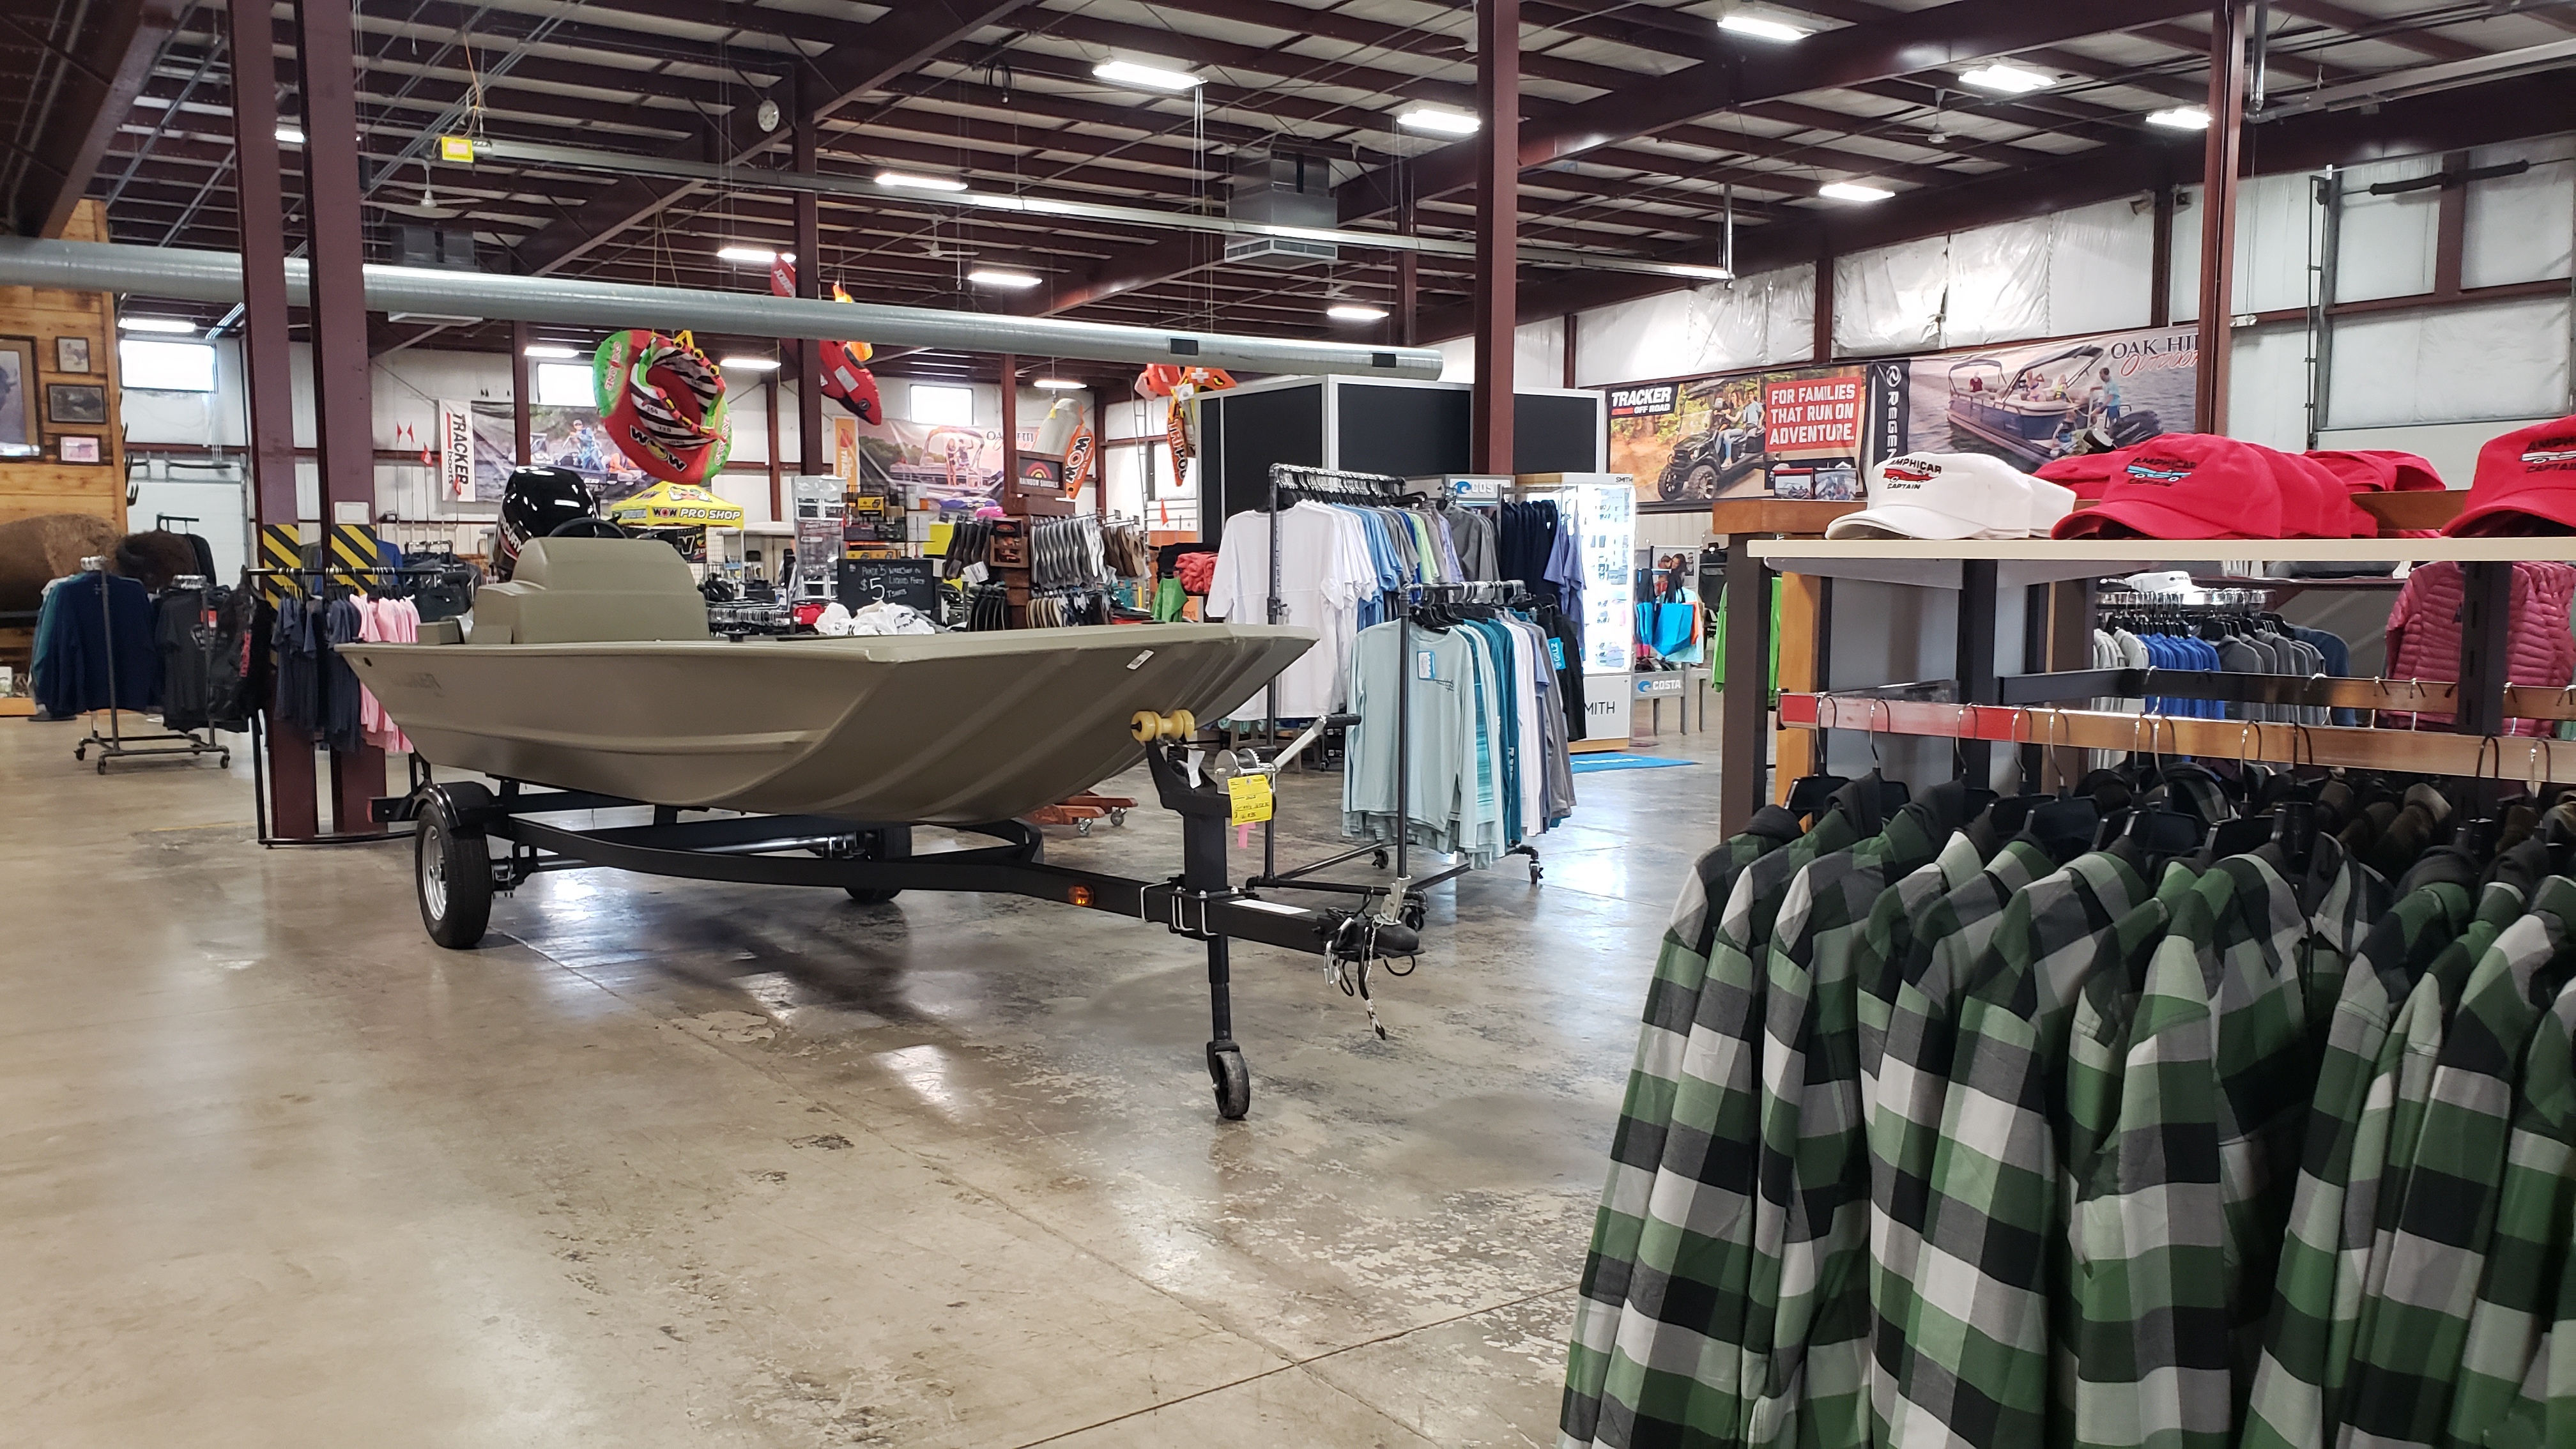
505 1 1031 277
1408 66 2576 344
13 0 181 236
1381 0 2214 217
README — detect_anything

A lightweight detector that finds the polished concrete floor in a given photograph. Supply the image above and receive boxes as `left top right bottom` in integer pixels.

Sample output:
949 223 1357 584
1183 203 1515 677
1 716 1726 1446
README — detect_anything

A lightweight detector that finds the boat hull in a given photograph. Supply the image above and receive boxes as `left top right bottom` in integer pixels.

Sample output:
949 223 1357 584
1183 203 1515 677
341 624 1314 822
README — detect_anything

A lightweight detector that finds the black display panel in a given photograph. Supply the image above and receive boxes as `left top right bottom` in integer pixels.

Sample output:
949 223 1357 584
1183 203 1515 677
1514 392 1603 473
1337 384 1471 479
1206 385 1324 545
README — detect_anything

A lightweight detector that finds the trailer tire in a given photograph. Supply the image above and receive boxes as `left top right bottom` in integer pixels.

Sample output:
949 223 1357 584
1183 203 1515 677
1208 1041 1251 1120
417 809 493 949
841 826 909 905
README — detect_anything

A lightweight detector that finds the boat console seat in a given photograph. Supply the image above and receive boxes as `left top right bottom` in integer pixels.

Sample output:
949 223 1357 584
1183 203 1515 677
468 537 713 645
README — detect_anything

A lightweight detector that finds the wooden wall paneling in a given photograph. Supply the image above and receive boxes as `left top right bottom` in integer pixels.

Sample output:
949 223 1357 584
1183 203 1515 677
0 200 122 529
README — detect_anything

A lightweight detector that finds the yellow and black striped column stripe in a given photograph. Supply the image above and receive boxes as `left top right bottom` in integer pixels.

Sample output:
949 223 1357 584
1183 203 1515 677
257 525 302 602
327 523 379 590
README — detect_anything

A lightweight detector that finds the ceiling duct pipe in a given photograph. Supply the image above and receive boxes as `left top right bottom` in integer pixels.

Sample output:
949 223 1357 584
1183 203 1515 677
0 237 1446 379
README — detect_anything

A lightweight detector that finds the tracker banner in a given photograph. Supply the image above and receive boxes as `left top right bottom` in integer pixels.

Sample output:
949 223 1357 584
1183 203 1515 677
1603 322 2198 513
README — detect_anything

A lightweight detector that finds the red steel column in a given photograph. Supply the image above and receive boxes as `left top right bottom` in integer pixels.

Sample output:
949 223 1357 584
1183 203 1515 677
229 0 315 838
1395 177 1418 349
293 0 383 830
1469 0 1517 475
2195 0 2250 433
795 76 824 476
509 320 532 463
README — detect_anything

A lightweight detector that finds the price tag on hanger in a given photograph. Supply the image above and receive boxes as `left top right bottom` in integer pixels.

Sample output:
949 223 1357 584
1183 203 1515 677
1226 772 1274 826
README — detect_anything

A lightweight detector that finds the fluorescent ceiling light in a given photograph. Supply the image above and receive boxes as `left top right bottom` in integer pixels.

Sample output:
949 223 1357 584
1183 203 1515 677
1961 63 2052 94
118 316 196 334
1034 378 1085 390
877 170 968 192
1395 107 1480 136
1718 14 1807 43
716 245 779 264
967 269 1042 290
1669 264 1734 280
2147 105 2212 130
1094 59 1202 92
719 355 780 371
1325 303 1389 321
1819 180 1894 202
275 125 305 145
521 344 580 358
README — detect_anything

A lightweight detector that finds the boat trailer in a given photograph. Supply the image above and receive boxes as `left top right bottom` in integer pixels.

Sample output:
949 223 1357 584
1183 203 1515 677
374 714 1425 1119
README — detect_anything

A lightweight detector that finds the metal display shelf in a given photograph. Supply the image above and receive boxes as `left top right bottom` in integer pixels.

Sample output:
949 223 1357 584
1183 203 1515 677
1742 535 2576 590
1717 532 2550 832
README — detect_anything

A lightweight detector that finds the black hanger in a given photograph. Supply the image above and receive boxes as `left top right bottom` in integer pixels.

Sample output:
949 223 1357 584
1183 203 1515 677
1784 772 1849 822
2018 794 2103 864
2271 798 2320 875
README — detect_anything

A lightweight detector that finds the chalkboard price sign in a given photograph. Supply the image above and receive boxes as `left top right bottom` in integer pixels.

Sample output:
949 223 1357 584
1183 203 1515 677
837 556 940 613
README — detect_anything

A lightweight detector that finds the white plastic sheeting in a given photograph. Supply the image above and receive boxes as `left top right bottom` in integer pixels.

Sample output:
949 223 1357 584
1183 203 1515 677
2170 172 2317 321
1833 236 1951 356
1829 198 2158 356
2334 155 2445 303
1570 264 1816 385
1433 318 1576 384
2465 137 2575 289
2226 323 2313 452
2327 295 2572 428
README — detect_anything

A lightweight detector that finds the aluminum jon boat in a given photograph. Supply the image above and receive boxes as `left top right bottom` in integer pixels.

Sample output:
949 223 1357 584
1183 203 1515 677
339 537 1314 822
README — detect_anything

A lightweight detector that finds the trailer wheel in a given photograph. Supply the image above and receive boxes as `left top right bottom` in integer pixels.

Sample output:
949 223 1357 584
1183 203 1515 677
417 809 493 948
1207 1041 1250 1120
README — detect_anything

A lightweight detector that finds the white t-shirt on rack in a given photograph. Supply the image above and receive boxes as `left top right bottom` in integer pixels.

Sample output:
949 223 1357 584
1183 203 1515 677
1206 503 1377 717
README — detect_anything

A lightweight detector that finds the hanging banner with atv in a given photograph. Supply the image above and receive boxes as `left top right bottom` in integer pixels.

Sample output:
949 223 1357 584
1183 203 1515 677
1607 321 2196 514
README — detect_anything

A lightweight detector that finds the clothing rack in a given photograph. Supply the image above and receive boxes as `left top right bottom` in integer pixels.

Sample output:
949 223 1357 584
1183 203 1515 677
1717 537 2576 829
1248 463 1544 905
242 564 428 846
70 560 230 773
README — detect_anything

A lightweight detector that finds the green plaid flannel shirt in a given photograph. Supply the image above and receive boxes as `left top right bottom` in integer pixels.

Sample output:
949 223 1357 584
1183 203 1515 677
2340 875 2576 1449
2334 877 2529 1446
1864 839 2051 1445
1568 794 1864 1448
2066 862 2207 1429
2073 838 2383 1449
1564 804 1803 1446
1741 788 1966 1449
1857 829 1988 1116
2241 852 2481 1449
1889 845 2150 1449
2447 972 2576 1448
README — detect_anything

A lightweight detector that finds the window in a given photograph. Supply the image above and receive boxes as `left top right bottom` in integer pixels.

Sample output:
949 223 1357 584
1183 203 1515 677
118 339 215 392
534 361 595 408
908 382 974 427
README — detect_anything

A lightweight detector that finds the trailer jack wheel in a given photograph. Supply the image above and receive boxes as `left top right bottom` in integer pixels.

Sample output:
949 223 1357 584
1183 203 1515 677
1206 1041 1250 1120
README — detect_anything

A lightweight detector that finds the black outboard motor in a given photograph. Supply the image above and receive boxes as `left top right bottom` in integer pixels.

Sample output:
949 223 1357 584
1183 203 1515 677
493 466 599 581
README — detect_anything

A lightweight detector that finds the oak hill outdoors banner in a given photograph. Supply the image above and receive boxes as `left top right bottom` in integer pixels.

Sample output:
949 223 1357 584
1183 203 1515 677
1607 322 2199 514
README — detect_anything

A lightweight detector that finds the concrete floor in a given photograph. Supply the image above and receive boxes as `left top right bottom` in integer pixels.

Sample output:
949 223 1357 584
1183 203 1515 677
1 717 1726 1446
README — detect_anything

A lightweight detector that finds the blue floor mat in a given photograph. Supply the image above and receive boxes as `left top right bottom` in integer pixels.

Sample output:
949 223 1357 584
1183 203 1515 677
1570 753 1701 774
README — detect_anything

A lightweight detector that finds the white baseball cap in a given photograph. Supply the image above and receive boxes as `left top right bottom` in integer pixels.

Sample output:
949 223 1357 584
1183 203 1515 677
1825 452 2061 540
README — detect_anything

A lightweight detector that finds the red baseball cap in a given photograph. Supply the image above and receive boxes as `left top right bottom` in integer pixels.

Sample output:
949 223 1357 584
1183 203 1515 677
2051 434 2286 539
2267 447 2377 537
2444 415 2576 535
2035 447 2132 500
2308 448 2445 493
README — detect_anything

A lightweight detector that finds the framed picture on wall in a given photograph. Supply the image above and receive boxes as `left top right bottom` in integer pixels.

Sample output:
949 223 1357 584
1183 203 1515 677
56 434 102 464
54 336 90 373
45 382 107 426
0 336 37 457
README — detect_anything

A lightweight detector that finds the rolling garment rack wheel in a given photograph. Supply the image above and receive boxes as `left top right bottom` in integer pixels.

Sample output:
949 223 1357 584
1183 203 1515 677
1207 1041 1250 1121
417 807 493 949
